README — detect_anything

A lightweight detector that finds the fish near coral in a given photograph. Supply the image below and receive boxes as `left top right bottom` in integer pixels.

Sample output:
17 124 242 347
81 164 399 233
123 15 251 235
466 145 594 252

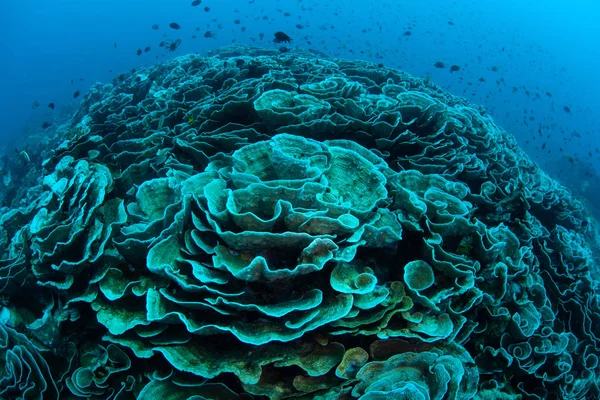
169 39 182 52
273 31 292 43
15 149 30 163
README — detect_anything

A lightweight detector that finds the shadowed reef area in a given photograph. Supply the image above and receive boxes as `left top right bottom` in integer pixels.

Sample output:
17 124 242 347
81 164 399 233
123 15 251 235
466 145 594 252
1 45 600 400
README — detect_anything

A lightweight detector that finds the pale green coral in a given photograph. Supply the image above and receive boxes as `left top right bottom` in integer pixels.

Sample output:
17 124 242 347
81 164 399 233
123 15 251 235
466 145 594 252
0 45 597 400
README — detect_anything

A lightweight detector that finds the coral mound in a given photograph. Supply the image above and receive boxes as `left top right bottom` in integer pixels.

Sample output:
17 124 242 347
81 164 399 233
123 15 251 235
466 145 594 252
1 45 599 400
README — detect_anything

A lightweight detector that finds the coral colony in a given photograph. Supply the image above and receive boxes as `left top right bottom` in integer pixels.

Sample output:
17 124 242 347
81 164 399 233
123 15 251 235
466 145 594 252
0 46 598 399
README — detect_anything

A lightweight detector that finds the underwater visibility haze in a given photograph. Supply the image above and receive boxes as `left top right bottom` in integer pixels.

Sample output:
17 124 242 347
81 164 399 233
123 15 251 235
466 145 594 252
1 1 600 399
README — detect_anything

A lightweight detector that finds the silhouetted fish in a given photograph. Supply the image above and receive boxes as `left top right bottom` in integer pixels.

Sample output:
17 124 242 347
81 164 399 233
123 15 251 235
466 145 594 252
48 102 55 110
152 24 160 30
191 0 201 5
169 39 182 51
42 122 52 129
273 31 292 43
169 22 181 30
137 49 142 56
73 90 80 98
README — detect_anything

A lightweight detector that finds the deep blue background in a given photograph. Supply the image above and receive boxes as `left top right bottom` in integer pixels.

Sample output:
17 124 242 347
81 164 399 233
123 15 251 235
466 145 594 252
1 0 598 184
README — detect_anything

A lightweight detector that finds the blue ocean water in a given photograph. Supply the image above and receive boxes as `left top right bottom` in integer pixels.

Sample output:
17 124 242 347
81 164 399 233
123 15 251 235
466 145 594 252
1 0 599 209
1 1 600 399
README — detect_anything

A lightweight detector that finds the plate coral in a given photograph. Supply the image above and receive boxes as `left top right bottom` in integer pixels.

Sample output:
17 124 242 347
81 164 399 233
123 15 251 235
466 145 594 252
1 45 599 400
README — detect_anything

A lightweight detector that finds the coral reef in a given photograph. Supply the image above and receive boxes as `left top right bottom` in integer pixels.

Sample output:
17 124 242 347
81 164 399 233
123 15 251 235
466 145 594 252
1 45 599 399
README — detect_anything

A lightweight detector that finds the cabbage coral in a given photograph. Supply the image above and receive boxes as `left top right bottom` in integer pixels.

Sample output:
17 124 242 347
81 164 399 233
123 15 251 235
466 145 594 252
0 45 598 400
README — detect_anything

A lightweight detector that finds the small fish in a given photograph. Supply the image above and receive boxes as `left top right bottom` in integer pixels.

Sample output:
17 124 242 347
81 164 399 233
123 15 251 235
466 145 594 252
32 100 40 109
279 46 290 53
273 31 292 43
48 102 55 110
169 22 181 30
191 0 201 5
403 30 412 36
19 150 30 163
204 30 216 39
563 106 571 113
144 46 151 52
114 42 117 48
136 49 142 56
433 61 445 68
73 90 80 98
449 65 461 72
42 122 52 129
188 115 194 124
204 6 210 11
152 24 160 30
169 39 182 51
